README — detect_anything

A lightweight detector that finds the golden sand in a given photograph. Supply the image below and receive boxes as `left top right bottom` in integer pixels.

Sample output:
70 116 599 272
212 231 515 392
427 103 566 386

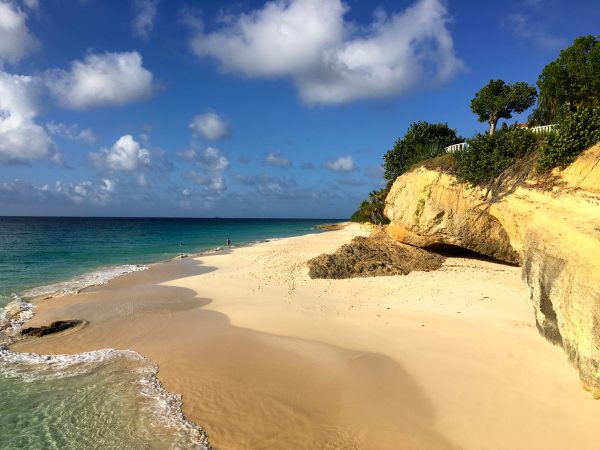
14 224 600 449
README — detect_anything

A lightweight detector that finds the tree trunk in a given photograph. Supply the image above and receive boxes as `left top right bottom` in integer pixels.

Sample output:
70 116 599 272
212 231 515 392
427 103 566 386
489 117 498 135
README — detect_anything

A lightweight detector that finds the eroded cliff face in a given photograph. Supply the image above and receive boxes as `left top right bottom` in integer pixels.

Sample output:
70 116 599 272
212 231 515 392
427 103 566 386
384 143 600 396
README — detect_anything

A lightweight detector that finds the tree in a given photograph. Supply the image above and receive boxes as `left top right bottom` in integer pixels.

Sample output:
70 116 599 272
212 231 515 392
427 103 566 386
470 80 537 134
383 121 462 180
532 35 600 124
350 183 392 224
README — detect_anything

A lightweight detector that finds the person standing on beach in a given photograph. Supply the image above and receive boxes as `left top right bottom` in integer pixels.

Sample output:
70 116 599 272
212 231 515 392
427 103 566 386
226 238 231 247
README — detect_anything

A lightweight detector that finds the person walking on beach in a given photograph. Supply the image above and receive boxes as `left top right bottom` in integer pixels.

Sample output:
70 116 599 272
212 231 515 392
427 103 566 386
226 238 231 247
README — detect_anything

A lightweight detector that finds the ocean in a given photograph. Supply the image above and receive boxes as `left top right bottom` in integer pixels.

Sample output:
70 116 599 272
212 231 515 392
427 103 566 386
0 216 341 449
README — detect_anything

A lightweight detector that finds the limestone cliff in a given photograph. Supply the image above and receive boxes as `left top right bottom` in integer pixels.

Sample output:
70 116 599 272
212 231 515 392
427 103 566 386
384 143 600 396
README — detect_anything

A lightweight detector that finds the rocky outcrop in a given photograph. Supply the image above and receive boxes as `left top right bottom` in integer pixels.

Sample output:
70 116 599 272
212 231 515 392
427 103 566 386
384 169 521 264
314 223 346 231
308 231 445 279
21 320 83 338
384 143 600 396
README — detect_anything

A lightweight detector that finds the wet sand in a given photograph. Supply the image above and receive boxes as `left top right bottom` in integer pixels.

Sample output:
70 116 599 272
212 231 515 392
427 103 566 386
13 224 600 449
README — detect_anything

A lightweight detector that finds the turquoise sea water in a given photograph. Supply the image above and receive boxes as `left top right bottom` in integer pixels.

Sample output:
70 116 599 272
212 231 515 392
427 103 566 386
0 216 340 449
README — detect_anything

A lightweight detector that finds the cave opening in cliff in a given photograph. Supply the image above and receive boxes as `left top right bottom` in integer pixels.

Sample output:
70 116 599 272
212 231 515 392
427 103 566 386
422 243 519 266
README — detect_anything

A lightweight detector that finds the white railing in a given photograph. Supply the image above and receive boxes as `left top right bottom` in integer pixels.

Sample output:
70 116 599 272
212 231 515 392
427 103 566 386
443 124 557 153
444 142 467 153
529 124 557 134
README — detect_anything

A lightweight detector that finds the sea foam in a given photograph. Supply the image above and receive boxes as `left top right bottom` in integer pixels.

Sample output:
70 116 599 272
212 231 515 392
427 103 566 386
20 264 147 300
0 263 211 449
0 347 210 449
0 264 147 344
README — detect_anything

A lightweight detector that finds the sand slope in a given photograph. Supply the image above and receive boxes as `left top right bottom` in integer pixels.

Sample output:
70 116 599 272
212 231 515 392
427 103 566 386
14 224 600 449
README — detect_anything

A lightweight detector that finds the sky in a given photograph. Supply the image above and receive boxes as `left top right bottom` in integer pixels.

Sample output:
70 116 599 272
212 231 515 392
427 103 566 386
0 0 597 218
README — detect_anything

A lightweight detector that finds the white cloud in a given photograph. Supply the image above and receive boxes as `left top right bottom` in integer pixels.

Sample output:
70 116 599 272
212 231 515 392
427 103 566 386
504 14 567 50
237 173 305 199
46 121 96 145
0 1 38 65
132 0 158 40
22 0 39 9
1 178 117 206
100 177 116 193
187 0 463 104
0 70 53 164
237 174 291 197
180 146 229 171
188 0 344 78
46 51 155 109
265 150 291 167
90 135 150 171
47 178 117 205
186 171 226 192
324 155 354 172
189 111 231 141
180 146 229 198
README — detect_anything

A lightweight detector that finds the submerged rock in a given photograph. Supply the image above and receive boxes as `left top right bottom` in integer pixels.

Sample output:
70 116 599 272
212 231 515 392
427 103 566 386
307 231 445 279
384 142 600 397
21 320 83 338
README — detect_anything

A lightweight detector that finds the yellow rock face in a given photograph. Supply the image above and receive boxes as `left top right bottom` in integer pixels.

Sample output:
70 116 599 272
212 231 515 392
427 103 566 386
384 143 600 396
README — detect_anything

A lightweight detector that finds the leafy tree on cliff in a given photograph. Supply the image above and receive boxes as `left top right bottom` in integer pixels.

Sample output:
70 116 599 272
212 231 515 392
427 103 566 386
383 121 462 180
470 80 537 134
530 35 600 124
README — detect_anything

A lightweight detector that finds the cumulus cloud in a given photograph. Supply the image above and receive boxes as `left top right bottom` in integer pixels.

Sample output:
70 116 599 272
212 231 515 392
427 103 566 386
187 0 463 104
179 146 229 171
46 51 155 109
132 0 158 40
90 134 150 171
0 70 54 164
237 173 300 198
0 177 117 206
504 14 567 50
135 173 149 187
324 155 354 172
185 171 226 192
265 150 291 168
189 111 231 141
46 121 96 145
0 1 38 65
180 147 229 198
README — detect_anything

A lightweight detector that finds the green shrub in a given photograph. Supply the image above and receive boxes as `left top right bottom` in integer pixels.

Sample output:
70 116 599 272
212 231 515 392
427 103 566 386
538 107 600 169
350 183 392 224
456 127 539 186
383 121 462 180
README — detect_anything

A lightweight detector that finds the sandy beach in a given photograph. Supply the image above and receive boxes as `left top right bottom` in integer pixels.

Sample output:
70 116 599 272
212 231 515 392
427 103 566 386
13 223 600 449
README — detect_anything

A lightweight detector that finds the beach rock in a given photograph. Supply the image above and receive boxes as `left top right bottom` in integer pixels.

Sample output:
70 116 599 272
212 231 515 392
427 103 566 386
307 231 445 279
314 223 345 231
384 142 600 396
21 320 83 338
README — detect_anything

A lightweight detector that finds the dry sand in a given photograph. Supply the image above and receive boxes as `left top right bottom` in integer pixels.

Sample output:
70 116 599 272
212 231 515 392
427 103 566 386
13 223 600 449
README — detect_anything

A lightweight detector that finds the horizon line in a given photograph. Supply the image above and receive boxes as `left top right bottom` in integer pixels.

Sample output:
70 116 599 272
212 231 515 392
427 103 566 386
0 215 348 221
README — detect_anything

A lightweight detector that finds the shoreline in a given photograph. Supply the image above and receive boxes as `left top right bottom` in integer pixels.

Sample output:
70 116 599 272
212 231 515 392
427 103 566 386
11 222 344 306
11 223 600 449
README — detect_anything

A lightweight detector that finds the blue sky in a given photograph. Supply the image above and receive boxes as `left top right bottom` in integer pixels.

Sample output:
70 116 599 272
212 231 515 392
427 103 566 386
0 0 597 218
